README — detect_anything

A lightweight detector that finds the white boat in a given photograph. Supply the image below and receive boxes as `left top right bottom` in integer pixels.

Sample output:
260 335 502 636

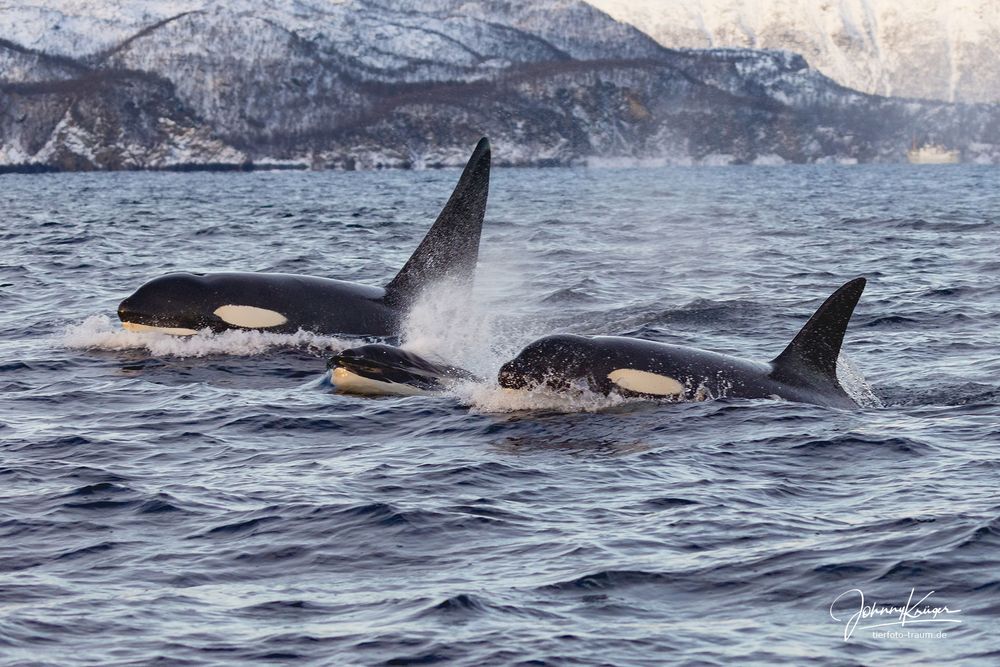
907 143 960 164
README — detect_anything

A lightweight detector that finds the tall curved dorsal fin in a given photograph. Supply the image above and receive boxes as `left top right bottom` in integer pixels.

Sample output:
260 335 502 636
384 137 491 304
771 277 867 382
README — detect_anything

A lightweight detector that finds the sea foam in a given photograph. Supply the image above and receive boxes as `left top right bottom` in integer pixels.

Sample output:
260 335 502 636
61 315 353 358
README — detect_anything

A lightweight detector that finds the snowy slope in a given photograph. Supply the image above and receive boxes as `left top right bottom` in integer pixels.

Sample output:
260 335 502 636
0 0 659 62
1 0 998 169
585 0 1000 103
0 0 203 54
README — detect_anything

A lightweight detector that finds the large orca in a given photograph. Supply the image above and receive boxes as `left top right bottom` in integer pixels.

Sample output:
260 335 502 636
117 138 491 336
328 343 480 396
498 278 869 409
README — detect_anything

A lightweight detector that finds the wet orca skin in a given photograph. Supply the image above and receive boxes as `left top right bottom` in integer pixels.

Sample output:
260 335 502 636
328 343 480 396
120 273 396 336
498 278 868 409
118 138 491 337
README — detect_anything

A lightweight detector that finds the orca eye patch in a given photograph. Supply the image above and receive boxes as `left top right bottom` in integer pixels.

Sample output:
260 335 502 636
212 305 288 329
608 369 685 396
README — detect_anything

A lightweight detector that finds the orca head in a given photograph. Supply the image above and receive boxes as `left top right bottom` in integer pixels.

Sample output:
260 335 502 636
498 334 596 392
118 272 291 335
328 343 478 395
118 272 218 334
330 345 442 387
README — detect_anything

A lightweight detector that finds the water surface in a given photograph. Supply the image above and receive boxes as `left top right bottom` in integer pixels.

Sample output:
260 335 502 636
1 165 998 665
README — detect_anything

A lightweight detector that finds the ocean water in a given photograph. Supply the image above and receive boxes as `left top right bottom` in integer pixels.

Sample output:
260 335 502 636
1 164 998 665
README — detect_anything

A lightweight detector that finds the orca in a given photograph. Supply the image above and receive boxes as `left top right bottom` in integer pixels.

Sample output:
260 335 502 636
117 138 491 337
328 343 479 396
497 278 869 409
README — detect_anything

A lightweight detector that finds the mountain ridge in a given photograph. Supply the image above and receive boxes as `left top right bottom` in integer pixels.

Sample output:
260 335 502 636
1 0 997 170
585 0 1000 104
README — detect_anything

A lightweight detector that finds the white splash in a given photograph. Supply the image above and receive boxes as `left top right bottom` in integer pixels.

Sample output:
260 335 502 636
398 280 495 372
395 271 634 413
837 354 883 408
61 314 352 358
452 380 634 414
398 261 540 382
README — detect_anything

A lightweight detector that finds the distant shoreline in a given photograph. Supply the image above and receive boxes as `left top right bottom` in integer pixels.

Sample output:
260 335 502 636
0 162 307 175
1 158 987 174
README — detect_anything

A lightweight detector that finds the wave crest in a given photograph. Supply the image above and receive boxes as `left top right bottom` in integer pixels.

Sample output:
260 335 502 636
61 315 352 358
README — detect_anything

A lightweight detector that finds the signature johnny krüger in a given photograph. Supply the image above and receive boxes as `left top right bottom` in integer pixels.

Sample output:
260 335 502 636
829 588 962 640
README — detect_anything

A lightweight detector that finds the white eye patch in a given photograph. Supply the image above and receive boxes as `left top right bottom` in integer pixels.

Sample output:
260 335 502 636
213 305 288 329
608 369 684 396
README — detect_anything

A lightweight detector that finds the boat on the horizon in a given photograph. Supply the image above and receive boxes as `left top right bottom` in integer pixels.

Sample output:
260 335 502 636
907 142 960 164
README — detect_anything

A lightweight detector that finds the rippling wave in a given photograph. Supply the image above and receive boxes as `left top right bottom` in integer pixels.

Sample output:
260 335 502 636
2 166 998 665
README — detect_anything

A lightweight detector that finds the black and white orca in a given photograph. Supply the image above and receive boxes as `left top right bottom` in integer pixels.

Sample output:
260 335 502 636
117 138 491 337
498 278 869 409
328 343 480 396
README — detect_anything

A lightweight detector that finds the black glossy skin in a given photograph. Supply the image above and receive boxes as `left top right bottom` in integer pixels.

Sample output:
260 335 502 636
118 272 398 335
329 343 480 390
498 334 858 409
118 137 491 338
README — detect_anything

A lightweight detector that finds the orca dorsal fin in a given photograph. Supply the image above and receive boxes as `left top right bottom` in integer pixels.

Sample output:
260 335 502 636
771 277 867 382
384 137 491 305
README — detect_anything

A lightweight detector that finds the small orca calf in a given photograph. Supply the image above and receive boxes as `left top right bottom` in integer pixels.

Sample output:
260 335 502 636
498 278 868 409
118 138 491 336
328 343 480 396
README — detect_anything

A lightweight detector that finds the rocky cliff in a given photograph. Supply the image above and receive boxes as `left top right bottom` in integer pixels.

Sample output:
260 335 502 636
1 0 997 171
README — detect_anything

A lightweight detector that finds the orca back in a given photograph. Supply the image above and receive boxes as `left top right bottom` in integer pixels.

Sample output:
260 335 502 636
770 277 867 394
384 137 491 306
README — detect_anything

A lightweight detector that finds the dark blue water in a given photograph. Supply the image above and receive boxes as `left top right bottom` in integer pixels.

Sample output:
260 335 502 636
2 165 998 665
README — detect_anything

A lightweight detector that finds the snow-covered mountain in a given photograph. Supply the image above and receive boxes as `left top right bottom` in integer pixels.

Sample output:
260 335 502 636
586 0 1000 103
1 0 998 170
0 0 662 64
